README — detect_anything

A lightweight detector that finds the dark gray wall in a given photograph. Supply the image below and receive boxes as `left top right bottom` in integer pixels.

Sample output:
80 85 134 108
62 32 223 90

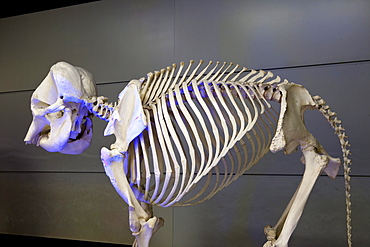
1 0 369 246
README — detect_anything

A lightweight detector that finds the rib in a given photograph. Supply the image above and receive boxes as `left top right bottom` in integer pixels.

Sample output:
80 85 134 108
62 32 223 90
127 78 279 207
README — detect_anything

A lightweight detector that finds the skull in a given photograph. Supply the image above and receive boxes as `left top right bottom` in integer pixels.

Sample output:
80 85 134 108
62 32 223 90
24 61 97 154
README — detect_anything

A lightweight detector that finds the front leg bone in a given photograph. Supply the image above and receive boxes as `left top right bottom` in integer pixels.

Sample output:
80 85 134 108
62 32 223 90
131 209 165 247
101 147 163 247
101 147 148 219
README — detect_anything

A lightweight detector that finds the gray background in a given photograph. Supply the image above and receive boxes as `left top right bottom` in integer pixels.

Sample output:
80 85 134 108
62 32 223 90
1 0 369 246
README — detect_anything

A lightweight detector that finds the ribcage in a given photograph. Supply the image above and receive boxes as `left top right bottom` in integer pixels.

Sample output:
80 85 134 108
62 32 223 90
126 89 281 207
124 61 283 207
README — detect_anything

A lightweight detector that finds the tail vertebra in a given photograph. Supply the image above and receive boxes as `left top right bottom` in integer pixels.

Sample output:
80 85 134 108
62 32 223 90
313 95 352 247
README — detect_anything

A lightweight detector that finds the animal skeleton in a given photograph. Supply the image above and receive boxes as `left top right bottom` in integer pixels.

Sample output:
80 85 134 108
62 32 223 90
24 60 352 247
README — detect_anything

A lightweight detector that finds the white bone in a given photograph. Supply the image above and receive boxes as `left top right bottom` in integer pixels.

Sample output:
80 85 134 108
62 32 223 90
25 60 352 247
214 62 233 81
202 61 220 81
141 72 154 102
194 60 213 81
181 80 214 189
149 100 175 205
101 147 164 247
152 67 170 100
209 61 227 81
170 61 185 89
186 59 204 83
101 147 148 217
266 75 281 85
249 70 266 82
257 71 274 83
143 71 160 104
264 83 342 246
24 62 96 154
160 98 186 205
239 69 258 82
147 69 166 103
269 147 329 247
222 63 239 81
230 66 247 82
179 59 194 84
104 80 147 153
159 64 177 98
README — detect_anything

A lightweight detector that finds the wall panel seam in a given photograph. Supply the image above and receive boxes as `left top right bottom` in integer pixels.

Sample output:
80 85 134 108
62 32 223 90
0 171 368 178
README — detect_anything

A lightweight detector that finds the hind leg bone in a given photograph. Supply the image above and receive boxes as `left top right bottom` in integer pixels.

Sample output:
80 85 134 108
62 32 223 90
264 180 301 243
265 84 341 246
264 146 329 247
